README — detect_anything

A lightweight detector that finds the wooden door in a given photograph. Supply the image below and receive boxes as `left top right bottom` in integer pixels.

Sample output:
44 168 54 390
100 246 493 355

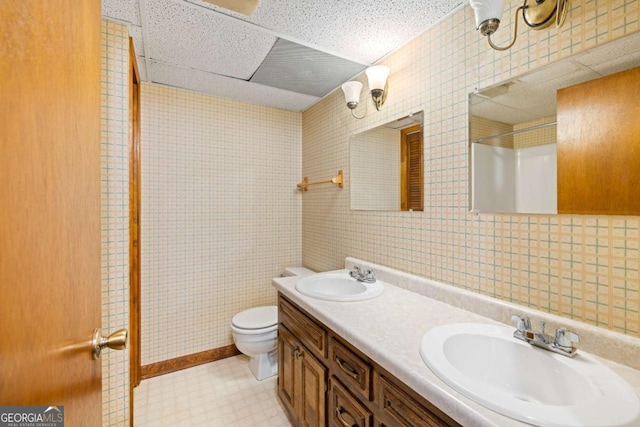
0 0 102 425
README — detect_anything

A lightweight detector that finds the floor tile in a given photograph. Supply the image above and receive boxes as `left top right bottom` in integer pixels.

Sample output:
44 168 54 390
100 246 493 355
134 355 291 426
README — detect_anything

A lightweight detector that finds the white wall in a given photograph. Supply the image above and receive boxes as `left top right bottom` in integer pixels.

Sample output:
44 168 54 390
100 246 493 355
472 143 557 214
472 143 516 213
516 144 557 214
351 126 400 210
140 83 302 365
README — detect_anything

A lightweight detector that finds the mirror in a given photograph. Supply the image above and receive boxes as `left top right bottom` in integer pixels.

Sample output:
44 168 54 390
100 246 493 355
350 112 424 211
469 31 640 214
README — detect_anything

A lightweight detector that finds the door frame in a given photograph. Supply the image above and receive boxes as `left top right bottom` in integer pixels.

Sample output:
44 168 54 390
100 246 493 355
128 37 142 400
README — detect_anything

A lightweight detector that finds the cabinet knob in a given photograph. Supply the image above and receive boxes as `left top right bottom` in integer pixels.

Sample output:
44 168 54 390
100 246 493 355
291 344 302 359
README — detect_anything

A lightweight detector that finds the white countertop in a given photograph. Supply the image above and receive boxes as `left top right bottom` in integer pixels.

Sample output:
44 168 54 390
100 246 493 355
272 264 640 426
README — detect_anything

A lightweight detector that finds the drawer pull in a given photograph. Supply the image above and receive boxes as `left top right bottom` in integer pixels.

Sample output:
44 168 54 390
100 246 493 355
336 406 357 427
335 355 359 379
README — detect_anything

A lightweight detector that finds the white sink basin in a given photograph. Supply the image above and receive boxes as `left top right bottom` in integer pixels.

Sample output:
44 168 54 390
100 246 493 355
420 323 640 426
295 271 384 302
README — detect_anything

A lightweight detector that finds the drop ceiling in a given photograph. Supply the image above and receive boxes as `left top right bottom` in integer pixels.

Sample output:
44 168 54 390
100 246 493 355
102 0 465 111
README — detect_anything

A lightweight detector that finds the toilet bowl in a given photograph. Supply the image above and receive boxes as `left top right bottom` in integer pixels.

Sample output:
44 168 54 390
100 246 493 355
231 306 279 381
231 267 314 380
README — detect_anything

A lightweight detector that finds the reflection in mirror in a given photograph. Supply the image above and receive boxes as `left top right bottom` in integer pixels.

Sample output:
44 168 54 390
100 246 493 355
469 31 640 214
350 112 424 211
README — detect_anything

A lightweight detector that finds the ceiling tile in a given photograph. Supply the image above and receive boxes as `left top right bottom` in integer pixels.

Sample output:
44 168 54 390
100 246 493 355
136 56 148 81
250 39 366 97
144 0 277 79
573 31 640 68
189 0 465 64
589 52 640 76
103 0 467 110
127 24 145 58
102 0 142 26
150 60 320 111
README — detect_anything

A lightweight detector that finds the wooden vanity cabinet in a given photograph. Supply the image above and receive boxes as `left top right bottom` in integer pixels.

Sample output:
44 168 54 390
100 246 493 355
278 293 460 427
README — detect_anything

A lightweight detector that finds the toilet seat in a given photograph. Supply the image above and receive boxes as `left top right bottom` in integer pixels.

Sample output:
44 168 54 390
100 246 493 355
232 306 277 333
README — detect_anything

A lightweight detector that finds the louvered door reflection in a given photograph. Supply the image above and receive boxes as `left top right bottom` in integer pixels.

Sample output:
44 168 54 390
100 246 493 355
401 125 424 211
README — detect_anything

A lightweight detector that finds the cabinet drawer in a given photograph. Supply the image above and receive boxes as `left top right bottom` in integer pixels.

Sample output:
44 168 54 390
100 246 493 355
329 337 373 401
279 295 327 358
378 376 457 427
329 376 372 427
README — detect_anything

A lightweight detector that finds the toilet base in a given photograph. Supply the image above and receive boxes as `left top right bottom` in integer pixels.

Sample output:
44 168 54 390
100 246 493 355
249 349 278 381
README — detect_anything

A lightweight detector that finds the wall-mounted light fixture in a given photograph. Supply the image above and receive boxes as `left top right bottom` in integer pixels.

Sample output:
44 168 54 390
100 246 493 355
341 65 390 119
470 0 569 51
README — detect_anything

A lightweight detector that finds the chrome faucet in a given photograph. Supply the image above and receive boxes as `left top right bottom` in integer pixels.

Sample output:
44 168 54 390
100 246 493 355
511 315 580 357
349 266 376 283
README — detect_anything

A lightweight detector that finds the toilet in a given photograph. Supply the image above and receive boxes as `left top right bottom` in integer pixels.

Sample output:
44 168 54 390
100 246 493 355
231 266 314 380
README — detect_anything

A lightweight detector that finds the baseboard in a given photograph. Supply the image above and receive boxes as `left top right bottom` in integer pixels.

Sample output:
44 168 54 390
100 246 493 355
140 345 241 379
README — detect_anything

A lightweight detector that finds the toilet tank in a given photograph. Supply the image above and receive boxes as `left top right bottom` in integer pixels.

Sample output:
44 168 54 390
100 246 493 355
282 266 315 277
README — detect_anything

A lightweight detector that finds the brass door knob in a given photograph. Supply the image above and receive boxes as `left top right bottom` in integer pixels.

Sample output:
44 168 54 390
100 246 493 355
92 328 128 359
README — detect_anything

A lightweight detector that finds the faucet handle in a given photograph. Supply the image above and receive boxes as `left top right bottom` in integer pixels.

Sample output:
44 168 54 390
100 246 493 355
511 315 531 332
349 266 361 278
555 328 580 351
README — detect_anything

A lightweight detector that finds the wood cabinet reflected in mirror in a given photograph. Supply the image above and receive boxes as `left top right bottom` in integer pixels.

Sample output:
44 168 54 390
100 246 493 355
469 31 640 215
557 66 640 215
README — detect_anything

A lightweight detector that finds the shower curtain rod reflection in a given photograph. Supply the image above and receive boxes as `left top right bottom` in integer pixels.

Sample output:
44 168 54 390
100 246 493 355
297 170 344 191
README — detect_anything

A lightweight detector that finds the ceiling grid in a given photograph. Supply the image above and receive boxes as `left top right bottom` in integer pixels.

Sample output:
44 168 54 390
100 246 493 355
102 0 466 111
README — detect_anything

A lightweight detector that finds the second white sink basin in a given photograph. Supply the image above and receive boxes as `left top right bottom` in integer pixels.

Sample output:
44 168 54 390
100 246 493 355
295 271 384 302
420 322 640 426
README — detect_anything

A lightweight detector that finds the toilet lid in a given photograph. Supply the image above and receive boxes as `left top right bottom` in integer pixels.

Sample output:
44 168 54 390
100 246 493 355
232 306 277 330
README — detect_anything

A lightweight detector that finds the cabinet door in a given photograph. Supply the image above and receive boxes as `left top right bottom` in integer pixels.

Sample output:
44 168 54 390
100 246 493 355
278 325 298 419
299 345 327 427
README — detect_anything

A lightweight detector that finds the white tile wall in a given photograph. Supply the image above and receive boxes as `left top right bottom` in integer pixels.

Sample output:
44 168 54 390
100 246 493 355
140 84 302 364
101 19 131 426
351 126 401 211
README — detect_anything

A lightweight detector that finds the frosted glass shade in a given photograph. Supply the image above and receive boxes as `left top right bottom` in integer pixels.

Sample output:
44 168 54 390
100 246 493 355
469 0 505 28
341 81 363 105
365 66 390 91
